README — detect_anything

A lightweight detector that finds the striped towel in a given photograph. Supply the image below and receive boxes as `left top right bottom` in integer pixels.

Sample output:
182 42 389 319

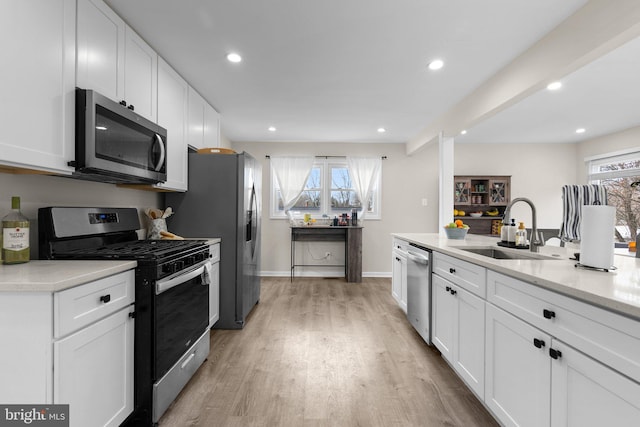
560 185 608 242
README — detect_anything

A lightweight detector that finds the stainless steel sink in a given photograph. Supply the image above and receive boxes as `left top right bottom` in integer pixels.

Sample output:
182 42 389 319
459 247 560 260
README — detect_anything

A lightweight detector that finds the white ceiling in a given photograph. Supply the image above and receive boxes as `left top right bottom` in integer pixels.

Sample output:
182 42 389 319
459 34 640 145
105 0 587 144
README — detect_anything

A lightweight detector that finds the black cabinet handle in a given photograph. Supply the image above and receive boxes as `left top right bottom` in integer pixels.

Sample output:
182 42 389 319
549 348 562 359
99 294 111 304
445 286 451 292
119 100 127 106
128 311 136 319
543 309 556 319
127 104 134 111
449 268 456 274
396 257 400 261
533 338 546 349
450 289 457 296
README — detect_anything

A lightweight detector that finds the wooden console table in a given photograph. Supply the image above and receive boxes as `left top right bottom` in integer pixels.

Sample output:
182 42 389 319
290 226 363 283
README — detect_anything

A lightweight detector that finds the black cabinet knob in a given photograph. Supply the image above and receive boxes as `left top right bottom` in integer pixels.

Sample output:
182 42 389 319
99 294 111 304
549 348 562 359
533 338 546 349
445 286 451 292
543 309 556 319
449 268 456 274
450 289 457 296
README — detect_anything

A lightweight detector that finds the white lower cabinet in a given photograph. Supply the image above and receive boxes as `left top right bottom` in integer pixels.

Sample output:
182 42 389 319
432 275 455 359
427 254 640 427
392 252 407 312
0 270 135 427
485 303 551 427
209 242 221 328
432 274 485 399
486 303 640 427
551 341 640 427
391 238 408 313
54 306 134 427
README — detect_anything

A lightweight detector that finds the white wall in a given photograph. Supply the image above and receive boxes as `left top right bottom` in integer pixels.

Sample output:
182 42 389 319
454 142 578 229
231 141 440 277
0 173 161 258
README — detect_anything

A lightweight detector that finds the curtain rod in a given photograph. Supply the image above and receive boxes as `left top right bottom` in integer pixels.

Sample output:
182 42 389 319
265 155 387 159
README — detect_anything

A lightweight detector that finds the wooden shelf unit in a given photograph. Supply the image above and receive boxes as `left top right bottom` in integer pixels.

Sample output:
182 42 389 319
454 175 511 235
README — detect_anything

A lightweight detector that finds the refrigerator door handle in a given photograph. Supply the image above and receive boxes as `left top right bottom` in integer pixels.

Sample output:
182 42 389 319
247 184 258 258
246 186 255 242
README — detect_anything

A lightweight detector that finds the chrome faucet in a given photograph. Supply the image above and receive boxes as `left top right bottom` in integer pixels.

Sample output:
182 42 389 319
502 197 544 252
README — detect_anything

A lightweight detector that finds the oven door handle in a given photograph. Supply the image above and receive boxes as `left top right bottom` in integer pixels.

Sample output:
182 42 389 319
156 263 207 295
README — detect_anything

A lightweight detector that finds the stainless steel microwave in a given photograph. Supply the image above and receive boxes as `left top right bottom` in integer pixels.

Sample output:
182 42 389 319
72 88 167 184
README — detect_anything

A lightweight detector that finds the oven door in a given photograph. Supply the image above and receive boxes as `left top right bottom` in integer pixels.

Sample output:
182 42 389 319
154 262 210 379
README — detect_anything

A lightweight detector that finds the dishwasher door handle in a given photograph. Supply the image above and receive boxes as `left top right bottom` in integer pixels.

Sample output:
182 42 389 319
406 250 429 264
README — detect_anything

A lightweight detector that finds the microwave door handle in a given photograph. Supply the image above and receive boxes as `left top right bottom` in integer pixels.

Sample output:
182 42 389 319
153 134 166 172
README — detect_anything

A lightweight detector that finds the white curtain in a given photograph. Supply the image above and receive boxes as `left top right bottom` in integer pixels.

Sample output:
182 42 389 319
271 156 315 218
347 156 382 220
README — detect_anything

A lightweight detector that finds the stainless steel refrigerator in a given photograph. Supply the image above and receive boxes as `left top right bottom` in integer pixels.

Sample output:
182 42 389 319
166 151 261 329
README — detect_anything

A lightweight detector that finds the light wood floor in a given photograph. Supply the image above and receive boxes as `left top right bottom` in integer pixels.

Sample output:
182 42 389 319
158 277 499 427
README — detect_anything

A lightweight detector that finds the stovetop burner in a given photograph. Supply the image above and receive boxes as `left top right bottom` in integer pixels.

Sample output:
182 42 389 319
59 239 205 260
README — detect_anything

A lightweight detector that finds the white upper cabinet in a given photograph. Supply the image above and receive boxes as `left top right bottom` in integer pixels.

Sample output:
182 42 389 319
0 0 76 174
76 0 125 101
77 0 157 122
188 86 220 149
155 58 189 192
203 101 221 148
124 27 158 122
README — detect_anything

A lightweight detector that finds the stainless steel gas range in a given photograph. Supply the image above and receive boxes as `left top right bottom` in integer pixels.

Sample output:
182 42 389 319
39 207 212 426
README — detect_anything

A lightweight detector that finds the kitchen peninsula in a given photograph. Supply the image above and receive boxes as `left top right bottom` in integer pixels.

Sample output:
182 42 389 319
392 233 640 426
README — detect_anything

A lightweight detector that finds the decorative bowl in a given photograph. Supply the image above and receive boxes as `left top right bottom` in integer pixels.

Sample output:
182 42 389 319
444 226 469 240
469 212 483 218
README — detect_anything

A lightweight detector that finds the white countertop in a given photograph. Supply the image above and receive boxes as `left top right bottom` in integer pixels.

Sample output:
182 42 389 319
392 233 640 320
0 260 137 293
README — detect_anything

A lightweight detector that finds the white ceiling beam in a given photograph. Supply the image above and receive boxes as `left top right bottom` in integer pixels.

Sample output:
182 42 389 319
407 0 640 155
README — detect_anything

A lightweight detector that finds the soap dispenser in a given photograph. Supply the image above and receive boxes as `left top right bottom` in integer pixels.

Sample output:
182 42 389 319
515 222 528 247
507 218 517 245
500 218 509 243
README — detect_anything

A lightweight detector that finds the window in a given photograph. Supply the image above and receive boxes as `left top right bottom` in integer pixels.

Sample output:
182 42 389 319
587 149 640 242
271 158 381 219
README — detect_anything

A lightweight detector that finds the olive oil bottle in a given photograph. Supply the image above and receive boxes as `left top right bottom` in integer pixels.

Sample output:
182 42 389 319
2 196 30 264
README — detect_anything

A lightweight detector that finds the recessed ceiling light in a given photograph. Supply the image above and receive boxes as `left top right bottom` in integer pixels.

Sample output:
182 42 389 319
226 52 242 63
460 130 467 135
268 126 276 132
428 59 444 71
95 126 107 131
377 127 386 133
575 128 586 134
547 81 562 91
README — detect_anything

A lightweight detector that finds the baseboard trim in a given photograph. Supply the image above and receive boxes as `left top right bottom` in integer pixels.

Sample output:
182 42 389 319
260 271 391 278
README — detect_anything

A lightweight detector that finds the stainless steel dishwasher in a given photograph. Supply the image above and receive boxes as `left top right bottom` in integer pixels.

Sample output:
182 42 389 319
406 243 432 344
